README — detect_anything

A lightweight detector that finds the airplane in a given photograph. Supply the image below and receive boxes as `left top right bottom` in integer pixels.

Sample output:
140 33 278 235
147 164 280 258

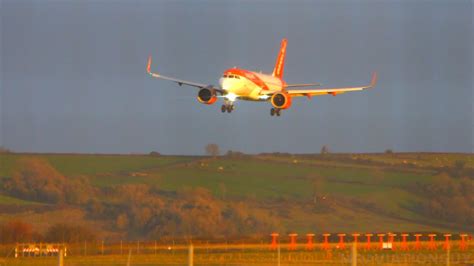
146 38 377 117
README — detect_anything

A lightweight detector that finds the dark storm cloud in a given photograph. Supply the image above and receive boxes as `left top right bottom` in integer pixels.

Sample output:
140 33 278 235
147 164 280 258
1 0 472 154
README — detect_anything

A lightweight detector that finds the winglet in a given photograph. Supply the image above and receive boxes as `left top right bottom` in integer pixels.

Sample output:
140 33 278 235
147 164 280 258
146 55 161 78
146 55 152 74
370 72 378 88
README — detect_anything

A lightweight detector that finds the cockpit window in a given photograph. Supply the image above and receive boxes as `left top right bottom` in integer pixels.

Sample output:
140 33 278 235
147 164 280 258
223 74 240 79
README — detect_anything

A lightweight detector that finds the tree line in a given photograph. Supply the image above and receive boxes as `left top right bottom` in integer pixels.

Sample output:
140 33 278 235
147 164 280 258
0 220 96 244
1 155 472 241
1 157 278 241
413 172 474 225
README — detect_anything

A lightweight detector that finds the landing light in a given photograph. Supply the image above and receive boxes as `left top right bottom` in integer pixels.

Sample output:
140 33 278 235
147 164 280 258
259 95 270 100
225 93 238 102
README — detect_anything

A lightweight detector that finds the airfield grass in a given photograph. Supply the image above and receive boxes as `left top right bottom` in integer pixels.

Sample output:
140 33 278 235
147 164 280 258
1 243 473 266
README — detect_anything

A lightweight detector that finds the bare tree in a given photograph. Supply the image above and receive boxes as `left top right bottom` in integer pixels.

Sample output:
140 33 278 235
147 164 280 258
4 157 66 203
205 144 220 157
149 151 161 157
0 219 34 243
320 145 330 155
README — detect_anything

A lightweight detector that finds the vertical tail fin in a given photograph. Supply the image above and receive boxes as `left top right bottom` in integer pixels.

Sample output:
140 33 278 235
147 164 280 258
272 38 287 79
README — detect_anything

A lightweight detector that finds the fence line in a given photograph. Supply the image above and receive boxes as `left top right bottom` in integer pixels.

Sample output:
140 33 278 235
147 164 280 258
1 239 471 256
1 242 474 265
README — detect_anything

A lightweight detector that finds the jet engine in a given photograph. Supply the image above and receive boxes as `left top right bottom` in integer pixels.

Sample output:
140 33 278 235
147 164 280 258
271 92 292 109
197 87 218 105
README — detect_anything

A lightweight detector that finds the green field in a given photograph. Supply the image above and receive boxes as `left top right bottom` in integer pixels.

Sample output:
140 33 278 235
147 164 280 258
0 154 192 177
0 152 473 236
0 194 39 206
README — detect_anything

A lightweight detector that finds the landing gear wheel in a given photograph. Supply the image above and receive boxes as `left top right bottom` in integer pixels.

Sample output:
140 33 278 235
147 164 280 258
271 108 281 117
221 105 226 113
226 105 233 113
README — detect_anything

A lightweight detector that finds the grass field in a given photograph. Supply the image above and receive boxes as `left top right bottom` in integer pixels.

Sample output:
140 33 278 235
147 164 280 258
0 154 193 177
0 194 39 206
0 152 472 235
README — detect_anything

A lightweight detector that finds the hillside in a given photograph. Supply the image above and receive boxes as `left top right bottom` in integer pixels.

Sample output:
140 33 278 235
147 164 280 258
0 152 472 241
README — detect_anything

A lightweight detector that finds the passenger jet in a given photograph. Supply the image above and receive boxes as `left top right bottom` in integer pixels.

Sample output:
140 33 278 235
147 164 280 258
147 39 377 117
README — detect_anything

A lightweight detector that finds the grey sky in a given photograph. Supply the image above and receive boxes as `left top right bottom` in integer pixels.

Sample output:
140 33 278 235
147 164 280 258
1 0 472 154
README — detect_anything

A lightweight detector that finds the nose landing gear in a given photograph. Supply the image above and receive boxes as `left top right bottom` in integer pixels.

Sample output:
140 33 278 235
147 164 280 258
270 108 281 117
221 103 235 113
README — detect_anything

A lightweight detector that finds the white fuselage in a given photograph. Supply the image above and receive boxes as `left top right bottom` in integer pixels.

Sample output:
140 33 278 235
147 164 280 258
219 68 284 101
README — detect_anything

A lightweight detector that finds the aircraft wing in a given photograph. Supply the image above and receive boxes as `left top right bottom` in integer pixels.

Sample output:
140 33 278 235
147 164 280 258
285 72 377 97
284 83 321 88
146 56 224 93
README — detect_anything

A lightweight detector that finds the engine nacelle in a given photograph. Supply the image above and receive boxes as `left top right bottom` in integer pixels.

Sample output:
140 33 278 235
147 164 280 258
197 87 217 105
271 92 292 109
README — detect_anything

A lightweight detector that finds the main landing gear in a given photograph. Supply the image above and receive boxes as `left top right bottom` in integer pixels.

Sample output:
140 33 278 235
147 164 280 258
221 103 235 113
270 108 281 117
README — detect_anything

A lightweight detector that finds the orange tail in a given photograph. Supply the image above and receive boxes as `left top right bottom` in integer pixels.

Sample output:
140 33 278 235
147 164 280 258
272 38 287 79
